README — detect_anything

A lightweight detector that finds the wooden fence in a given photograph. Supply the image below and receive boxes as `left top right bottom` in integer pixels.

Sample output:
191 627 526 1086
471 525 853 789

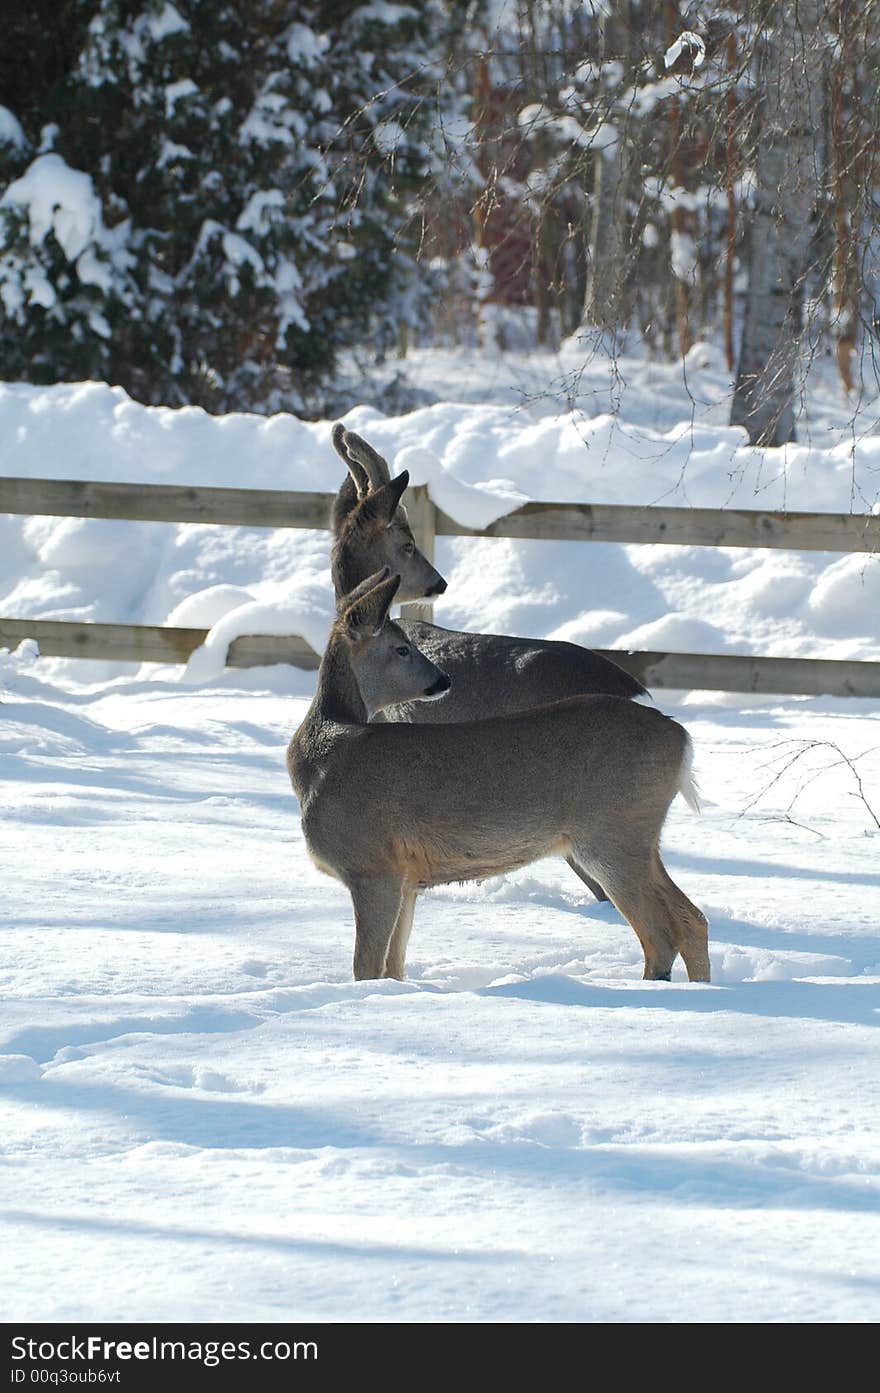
1 474 878 697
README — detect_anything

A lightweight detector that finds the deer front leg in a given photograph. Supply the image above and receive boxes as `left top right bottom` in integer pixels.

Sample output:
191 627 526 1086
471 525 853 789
348 874 404 980
384 886 417 981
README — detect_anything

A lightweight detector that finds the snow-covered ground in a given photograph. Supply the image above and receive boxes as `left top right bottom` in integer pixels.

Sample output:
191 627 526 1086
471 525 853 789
1 345 879 1322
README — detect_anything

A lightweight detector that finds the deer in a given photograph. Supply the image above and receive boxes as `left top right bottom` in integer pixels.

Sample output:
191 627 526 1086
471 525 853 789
287 568 710 986
329 422 448 608
330 423 644 712
329 422 648 904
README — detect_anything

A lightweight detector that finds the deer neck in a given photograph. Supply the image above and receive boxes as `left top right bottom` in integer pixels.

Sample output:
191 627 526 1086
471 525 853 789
312 635 368 726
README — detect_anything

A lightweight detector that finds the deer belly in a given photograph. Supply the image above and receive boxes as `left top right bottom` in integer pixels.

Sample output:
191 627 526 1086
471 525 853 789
392 833 572 888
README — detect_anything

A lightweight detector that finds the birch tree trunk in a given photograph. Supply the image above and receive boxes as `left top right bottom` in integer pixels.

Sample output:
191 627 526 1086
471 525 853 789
582 1 633 336
730 0 824 446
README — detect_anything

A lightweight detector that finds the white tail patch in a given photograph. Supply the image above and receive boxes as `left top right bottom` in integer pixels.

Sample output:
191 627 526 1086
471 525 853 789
678 734 702 814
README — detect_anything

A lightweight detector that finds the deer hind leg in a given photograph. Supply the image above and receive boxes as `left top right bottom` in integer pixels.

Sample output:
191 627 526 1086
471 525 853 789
570 842 679 982
649 853 710 983
348 874 404 980
574 844 710 983
565 854 608 903
384 886 417 981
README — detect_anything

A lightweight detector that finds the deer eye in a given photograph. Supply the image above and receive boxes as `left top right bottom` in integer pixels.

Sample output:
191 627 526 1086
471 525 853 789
395 645 410 658
402 541 414 556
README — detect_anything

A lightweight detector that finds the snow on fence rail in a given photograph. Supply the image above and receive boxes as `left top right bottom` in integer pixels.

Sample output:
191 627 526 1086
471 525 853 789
1 474 879 697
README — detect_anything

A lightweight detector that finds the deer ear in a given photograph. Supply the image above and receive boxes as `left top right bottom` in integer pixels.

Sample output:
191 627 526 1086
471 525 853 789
331 475 360 537
339 428 391 490
331 422 369 497
339 567 391 616
343 571 401 638
368 571 402 633
361 470 409 524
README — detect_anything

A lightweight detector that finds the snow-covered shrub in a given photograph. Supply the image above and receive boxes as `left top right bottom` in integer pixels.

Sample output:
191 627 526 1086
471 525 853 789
0 0 443 414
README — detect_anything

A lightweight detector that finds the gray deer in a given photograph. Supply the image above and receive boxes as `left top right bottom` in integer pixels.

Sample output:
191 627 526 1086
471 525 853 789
329 422 646 903
288 568 710 985
330 423 645 714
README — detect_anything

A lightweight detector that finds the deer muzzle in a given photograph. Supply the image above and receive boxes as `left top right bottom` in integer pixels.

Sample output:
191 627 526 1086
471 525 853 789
423 674 451 699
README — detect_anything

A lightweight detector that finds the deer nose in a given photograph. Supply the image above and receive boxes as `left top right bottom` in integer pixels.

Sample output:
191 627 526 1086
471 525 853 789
426 577 447 596
424 674 451 696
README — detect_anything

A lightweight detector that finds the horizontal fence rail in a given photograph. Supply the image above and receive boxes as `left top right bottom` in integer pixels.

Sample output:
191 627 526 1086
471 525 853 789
1 475 879 551
0 476 332 530
2 617 878 697
435 502 880 552
2 472 878 696
0 618 321 670
594 649 880 698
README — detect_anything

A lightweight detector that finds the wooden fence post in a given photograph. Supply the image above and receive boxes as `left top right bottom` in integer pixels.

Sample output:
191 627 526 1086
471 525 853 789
399 484 436 624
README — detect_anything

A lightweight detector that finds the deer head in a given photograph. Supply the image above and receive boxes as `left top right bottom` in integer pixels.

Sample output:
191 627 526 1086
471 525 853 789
329 425 447 604
337 569 451 718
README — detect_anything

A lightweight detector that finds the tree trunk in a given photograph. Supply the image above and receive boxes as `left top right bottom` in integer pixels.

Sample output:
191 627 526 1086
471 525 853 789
664 0 695 359
831 0 858 394
731 0 824 446
858 8 880 383
723 31 739 373
582 2 632 337
472 49 493 348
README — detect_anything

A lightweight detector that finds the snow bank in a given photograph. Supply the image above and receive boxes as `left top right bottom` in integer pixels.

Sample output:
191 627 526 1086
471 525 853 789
0 382 528 522
1 365 878 682
393 443 526 527
182 599 331 684
0 1054 42 1084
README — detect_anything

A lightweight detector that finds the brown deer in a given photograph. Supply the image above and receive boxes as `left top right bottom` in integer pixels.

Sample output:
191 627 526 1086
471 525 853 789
287 569 710 985
329 422 647 905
